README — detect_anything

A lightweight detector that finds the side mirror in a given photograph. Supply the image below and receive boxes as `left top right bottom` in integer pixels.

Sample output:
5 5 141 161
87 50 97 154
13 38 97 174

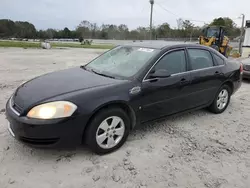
149 69 171 78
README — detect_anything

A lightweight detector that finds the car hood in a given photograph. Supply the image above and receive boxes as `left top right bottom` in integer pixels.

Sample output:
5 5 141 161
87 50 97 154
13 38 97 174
13 67 122 111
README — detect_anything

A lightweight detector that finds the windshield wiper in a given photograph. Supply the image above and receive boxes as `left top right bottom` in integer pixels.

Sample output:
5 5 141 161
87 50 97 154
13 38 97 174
80 65 87 70
91 69 115 79
81 66 115 79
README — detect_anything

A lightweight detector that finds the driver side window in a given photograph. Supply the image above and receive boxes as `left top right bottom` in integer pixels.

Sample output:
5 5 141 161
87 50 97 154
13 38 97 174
154 50 187 75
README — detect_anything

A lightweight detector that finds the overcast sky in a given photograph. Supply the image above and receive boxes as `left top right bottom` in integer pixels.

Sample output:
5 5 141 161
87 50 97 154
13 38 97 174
1 0 249 30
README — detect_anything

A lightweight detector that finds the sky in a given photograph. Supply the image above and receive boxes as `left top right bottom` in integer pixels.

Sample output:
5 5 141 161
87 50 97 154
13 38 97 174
1 0 250 30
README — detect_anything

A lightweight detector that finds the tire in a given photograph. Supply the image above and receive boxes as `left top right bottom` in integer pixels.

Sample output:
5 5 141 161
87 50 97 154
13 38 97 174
209 85 231 114
85 107 130 154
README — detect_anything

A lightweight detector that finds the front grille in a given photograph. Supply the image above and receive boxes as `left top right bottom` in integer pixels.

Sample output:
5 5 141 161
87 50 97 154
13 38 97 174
243 64 250 71
19 137 59 145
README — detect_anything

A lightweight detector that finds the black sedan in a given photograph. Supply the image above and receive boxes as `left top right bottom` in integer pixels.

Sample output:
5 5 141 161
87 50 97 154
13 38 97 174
6 43 242 154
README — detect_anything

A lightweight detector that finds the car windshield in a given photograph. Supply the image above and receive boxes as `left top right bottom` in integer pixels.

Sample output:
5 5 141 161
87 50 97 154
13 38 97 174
207 28 219 37
85 46 159 78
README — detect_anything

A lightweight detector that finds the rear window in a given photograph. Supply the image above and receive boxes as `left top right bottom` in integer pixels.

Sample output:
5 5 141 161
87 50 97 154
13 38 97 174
188 49 214 70
213 54 225 65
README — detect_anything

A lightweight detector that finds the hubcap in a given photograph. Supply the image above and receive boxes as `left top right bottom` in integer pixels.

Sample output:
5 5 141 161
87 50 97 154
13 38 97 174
96 116 125 149
217 89 229 110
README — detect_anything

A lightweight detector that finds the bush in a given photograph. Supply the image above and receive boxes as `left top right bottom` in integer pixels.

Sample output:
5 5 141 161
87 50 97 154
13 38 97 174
81 39 93 45
79 36 83 43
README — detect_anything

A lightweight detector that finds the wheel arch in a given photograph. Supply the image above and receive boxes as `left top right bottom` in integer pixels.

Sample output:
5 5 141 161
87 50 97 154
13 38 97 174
222 80 234 94
84 101 137 135
209 80 234 105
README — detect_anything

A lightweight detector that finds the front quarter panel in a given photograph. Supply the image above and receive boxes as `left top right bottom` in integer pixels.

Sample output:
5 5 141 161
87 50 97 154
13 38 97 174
46 80 141 118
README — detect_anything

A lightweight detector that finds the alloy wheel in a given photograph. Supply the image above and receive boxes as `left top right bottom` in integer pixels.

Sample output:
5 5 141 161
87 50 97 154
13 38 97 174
96 116 125 149
217 89 229 110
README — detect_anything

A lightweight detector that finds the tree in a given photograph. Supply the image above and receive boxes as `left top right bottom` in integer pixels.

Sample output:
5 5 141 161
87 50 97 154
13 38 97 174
0 19 16 38
156 23 171 38
129 30 140 40
91 23 98 39
182 20 194 30
62 27 71 38
210 17 226 26
70 30 79 39
45 29 57 39
209 17 239 37
118 24 129 39
107 24 119 39
177 18 184 29
15 21 36 38
136 27 149 40
77 20 92 39
37 30 48 39
0 18 241 40
0 20 37 39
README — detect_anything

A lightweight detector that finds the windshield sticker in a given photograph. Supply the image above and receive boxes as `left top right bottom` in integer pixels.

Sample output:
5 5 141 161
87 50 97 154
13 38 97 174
138 48 154 52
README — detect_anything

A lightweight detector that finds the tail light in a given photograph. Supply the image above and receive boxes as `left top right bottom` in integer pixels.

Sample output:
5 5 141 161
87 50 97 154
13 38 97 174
240 63 243 74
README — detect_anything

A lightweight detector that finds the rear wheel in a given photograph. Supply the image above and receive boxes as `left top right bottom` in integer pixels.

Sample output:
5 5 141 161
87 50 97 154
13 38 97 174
209 85 231 114
85 108 130 154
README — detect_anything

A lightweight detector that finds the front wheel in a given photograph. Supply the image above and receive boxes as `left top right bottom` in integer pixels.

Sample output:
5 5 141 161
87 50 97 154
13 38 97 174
209 85 231 114
85 108 130 154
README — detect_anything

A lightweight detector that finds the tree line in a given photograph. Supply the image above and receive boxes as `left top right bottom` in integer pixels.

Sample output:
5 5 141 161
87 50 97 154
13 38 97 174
0 17 241 41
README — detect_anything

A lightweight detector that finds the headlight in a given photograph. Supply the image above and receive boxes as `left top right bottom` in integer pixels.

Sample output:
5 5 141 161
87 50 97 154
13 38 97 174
27 101 77 119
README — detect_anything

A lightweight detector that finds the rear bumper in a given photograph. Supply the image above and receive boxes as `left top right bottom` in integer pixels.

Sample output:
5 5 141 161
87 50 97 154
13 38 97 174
5 99 89 147
232 75 242 95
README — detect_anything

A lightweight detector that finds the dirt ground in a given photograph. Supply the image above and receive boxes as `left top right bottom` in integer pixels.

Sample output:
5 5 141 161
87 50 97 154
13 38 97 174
0 48 250 188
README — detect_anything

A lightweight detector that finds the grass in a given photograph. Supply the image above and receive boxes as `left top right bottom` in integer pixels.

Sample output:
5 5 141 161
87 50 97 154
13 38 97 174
51 42 114 49
0 41 40 48
0 40 114 49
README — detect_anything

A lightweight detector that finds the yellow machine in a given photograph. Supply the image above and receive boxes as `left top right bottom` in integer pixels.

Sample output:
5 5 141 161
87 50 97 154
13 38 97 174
199 26 232 57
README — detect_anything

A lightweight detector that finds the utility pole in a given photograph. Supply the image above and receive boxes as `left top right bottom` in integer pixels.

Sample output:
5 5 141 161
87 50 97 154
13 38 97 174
149 0 154 40
239 14 245 55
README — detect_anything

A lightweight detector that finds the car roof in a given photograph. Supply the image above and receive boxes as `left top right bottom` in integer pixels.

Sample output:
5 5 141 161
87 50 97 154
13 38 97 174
122 41 211 50
124 41 173 49
122 42 227 60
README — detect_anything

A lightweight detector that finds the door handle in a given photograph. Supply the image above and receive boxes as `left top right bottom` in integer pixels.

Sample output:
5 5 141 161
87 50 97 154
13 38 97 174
214 71 223 76
180 78 189 85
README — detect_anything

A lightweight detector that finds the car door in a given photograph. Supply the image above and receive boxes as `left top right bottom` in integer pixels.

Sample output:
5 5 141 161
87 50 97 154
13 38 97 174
138 48 193 122
186 48 224 108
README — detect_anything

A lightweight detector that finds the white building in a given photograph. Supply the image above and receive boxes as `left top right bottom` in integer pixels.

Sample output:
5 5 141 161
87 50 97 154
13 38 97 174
242 20 250 58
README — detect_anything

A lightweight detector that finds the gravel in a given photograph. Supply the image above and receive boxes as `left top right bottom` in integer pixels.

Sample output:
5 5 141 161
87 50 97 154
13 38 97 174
0 48 250 188
92 175 101 182
85 167 93 173
112 174 121 182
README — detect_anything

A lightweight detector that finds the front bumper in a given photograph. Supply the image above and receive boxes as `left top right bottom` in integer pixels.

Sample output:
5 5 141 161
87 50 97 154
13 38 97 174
243 70 250 79
5 99 89 147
